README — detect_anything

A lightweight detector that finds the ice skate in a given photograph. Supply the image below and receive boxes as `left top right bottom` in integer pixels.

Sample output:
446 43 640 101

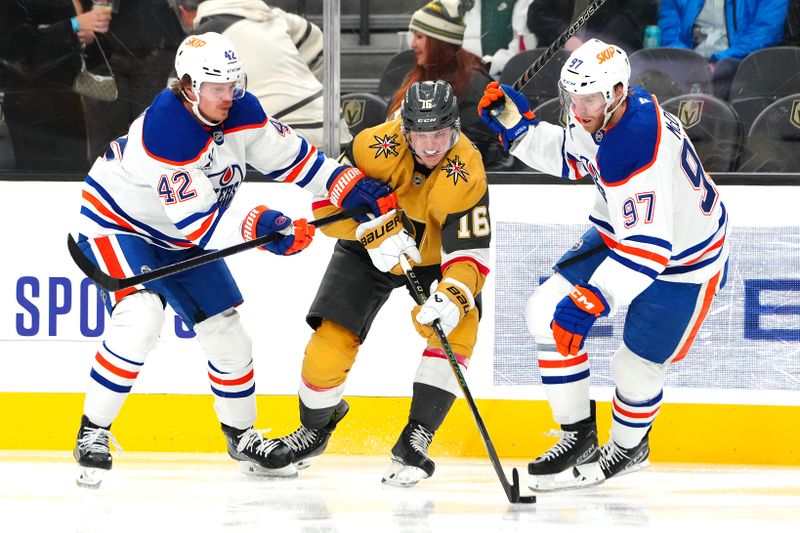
599 430 651 481
527 401 603 492
222 424 297 478
381 421 435 487
73 415 121 489
278 399 349 470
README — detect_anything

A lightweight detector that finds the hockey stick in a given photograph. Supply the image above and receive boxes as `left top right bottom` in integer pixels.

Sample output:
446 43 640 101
488 0 608 114
67 205 369 292
398 254 536 504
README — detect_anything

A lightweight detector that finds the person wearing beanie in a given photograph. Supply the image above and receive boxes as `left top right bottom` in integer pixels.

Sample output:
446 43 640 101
388 0 509 168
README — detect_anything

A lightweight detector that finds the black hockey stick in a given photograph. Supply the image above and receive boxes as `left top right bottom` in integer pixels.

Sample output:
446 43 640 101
398 255 536 504
488 0 608 113
67 205 369 292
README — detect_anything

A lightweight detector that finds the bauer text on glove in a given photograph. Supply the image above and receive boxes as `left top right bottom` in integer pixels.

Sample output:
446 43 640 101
241 205 315 256
413 278 475 339
551 283 609 356
477 81 538 151
327 167 398 222
354 209 421 274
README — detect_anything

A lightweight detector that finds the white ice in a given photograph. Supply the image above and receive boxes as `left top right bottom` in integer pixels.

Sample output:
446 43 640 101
1 451 798 532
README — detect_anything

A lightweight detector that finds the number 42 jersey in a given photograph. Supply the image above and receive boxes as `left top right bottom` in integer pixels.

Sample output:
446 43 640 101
510 87 729 313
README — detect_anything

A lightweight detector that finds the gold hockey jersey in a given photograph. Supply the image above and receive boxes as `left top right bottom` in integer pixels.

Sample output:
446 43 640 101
311 118 491 297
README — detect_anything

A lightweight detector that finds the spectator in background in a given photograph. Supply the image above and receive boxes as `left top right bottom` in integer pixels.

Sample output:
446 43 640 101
784 0 800 45
0 0 110 171
388 0 507 169
463 0 538 79
659 0 790 100
81 0 184 161
528 0 658 54
173 0 351 148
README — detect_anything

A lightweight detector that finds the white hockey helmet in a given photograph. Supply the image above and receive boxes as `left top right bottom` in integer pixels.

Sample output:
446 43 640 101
559 39 630 129
174 32 246 100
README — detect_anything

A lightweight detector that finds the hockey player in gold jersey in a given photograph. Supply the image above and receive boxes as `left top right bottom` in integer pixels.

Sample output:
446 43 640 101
275 80 491 486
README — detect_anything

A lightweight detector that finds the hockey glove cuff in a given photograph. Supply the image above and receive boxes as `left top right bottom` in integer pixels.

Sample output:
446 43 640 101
551 283 610 356
478 81 538 151
242 205 315 256
328 168 398 222
355 209 421 274
413 278 475 339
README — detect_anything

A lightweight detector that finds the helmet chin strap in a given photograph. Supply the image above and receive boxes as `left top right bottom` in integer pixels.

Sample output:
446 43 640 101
182 89 221 127
600 93 626 131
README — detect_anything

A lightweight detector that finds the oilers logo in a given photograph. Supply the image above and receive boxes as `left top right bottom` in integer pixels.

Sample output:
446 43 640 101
211 165 244 209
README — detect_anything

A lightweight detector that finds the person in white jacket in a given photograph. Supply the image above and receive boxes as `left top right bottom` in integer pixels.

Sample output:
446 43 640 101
172 0 350 147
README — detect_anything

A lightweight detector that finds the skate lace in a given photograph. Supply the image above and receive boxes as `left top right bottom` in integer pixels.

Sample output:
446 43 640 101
409 425 433 455
280 426 319 452
236 428 281 457
540 429 578 460
77 427 123 455
600 440 629 468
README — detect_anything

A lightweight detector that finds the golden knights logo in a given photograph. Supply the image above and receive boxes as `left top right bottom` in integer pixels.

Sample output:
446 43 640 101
791 100 800 129
677 99 704 129
369 134 400 158
343 98 365 128
441 155 469 185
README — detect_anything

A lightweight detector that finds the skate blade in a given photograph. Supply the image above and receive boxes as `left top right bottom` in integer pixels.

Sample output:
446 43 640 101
76 466 106 489
610 458 651 479
239 461 298 478
381 460 429 487
529 462 604 492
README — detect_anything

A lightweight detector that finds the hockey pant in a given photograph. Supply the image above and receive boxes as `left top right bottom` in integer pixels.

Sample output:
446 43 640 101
527 268 725 449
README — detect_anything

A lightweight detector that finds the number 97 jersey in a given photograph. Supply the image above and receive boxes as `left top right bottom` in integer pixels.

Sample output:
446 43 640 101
511 86 729 312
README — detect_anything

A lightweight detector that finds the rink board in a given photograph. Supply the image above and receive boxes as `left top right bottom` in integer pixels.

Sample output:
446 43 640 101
1 182 798 465
1 392 798 465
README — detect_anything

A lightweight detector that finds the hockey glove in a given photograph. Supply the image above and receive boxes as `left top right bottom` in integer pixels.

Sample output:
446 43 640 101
478 81 539 151
413 278 475 339
327 167 398 223
242 205 315 256
551 283 610 356
355 209 421 275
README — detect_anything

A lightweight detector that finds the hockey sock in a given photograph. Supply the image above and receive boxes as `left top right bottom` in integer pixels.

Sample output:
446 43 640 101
409 382 455 432
537 343 592 424
611 389 662 449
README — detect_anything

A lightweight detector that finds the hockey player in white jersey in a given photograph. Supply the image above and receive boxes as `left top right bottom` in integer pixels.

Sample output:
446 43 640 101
478 39 729 491
71 32 397 488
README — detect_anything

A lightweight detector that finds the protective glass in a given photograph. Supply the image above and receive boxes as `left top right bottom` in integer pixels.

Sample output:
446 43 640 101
407 127 458 157
199 76 247 101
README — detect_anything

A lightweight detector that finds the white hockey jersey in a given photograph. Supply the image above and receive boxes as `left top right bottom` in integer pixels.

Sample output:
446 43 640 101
77 89 348 250
511 87 729 313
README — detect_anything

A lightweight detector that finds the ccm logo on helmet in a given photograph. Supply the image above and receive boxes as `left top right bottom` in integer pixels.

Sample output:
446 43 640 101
596 46 616 64
184 37 206 48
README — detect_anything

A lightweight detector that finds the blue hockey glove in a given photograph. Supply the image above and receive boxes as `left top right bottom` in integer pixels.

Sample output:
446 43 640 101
551 283 610 356
241 205 315 256
327 168 398 222
478 81 539 151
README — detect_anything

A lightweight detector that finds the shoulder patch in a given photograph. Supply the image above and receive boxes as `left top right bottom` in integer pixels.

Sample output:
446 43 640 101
222 92 268 133
597 92 660 186
368 133 401 159
441 154 469 185
142 89 211 166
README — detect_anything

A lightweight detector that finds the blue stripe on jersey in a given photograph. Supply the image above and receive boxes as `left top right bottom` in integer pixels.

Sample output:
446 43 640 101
264 137 310 180
596 87 658 185
103 342 144 367
143 89 211 165
588 215 615 235
609 251 660 279
541 369 590 384
221 92 267 131
176 203 217 230
90 369 132 393
663 246 725 274
612 412 652 428
625 234 672 251
296 150 326 188
671 203 727 260
86 177 194 245
210 383 256 398
197 205 226 249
